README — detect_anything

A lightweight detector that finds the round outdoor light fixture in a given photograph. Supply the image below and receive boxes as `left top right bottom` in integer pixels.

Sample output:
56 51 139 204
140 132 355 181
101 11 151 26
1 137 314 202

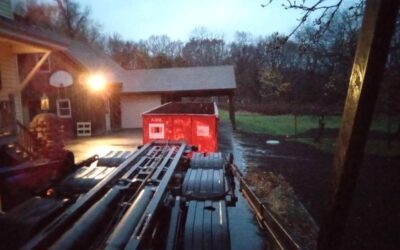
87 73 106 92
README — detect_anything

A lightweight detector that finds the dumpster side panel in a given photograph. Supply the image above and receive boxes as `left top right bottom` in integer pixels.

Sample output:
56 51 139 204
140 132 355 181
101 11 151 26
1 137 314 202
142 103 218 152
191 116 218 152
171 115 192 142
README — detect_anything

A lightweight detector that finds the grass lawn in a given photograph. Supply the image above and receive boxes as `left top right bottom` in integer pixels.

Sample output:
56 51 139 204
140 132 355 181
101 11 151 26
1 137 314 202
219 110 393 136
295 138 400 157
220 109 400 156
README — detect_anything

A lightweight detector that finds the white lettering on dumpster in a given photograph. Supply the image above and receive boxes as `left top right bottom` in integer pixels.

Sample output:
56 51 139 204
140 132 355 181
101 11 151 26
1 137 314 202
197 125 210 137
149 123 165 139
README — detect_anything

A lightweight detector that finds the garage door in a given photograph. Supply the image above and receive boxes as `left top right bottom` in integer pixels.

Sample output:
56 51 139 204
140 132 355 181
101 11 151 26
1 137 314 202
121 94 161 128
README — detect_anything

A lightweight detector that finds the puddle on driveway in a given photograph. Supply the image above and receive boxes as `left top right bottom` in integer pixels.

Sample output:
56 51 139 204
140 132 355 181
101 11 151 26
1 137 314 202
266 139 280 145
65 130 142 162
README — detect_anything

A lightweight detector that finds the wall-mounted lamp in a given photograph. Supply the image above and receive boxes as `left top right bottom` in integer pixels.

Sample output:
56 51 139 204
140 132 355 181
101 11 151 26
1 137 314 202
87 73 106 92
41 93 50 112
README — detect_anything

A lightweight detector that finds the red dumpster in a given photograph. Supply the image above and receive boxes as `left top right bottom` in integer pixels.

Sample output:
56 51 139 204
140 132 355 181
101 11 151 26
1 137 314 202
142 102 218 152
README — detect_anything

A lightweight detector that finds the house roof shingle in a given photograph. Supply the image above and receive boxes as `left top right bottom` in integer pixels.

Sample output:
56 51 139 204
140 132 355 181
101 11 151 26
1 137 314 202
65 40 125 84
122 65 236 93
0 16 68 50
0 17 236 91
0 17 124 84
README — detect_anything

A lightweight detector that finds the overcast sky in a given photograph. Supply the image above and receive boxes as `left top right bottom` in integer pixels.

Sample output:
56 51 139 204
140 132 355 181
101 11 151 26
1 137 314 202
78 0 352 42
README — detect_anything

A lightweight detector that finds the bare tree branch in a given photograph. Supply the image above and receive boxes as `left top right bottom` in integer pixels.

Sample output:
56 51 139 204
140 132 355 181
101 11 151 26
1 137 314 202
262 0 365 43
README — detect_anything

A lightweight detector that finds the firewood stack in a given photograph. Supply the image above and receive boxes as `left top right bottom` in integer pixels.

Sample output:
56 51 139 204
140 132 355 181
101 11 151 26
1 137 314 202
29 113 66 160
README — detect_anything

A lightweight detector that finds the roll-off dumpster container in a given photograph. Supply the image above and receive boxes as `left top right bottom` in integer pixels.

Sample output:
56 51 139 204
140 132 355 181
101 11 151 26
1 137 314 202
142 102 218 152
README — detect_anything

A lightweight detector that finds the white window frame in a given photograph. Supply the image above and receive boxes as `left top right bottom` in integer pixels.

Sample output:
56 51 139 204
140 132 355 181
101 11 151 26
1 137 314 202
77 122 91 137
56 98 72 118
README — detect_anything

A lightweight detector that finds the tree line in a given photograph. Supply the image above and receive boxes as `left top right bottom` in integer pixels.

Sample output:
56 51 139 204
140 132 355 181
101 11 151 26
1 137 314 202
15 0 400 114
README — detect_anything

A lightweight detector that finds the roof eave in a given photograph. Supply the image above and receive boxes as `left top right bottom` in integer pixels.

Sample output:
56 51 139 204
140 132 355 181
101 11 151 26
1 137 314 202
0 28 68 51
122 88 236 95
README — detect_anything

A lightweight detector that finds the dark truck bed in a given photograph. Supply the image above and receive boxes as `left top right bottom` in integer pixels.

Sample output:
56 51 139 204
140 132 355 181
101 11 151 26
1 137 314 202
0 142 236 250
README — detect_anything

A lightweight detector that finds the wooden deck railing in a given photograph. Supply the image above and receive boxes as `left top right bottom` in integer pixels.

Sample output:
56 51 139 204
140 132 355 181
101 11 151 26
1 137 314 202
0 110 16 136
16 121 39 158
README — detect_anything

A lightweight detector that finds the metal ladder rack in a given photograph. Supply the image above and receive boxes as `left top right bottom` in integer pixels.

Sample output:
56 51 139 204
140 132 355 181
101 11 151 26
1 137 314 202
22 142 187 250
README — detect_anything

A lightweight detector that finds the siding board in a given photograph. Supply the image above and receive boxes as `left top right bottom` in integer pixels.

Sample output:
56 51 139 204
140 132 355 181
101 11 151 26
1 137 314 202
0 42 23 123
0 0 13 19
0 44 19 101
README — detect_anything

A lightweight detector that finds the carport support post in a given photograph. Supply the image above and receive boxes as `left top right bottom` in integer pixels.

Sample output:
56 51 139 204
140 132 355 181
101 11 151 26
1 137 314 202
228 93 236 130
317 1 399 249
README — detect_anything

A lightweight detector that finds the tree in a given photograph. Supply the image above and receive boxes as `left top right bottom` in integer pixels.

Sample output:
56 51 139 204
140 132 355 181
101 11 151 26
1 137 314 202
15 0 106 49
262 0 365 42
182 28 227 66
107 35 152 69
259 68 293 101
15 0 399 115
145 35 184 68
229 32 262 102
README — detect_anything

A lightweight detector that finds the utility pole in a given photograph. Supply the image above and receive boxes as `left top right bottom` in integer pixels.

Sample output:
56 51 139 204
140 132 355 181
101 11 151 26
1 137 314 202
318 1 399 249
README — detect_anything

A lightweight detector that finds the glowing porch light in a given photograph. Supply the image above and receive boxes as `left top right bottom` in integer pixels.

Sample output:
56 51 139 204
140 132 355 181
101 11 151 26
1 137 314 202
41 93 50 112
87 73 106 92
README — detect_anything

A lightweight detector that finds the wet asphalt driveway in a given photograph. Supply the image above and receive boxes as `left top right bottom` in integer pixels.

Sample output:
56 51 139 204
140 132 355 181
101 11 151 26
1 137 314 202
222 122 400 250
65 124 270 250
65 121 400 249
65 129 142 162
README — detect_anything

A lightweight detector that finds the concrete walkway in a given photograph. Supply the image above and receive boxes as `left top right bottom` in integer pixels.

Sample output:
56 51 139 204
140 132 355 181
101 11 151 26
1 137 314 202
65 129 142 162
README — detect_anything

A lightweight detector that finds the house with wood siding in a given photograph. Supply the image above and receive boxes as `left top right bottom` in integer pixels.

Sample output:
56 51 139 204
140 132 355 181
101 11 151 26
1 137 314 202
0 0 236 138
0 0 124 137
0 0 67 136
18 40 124 136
